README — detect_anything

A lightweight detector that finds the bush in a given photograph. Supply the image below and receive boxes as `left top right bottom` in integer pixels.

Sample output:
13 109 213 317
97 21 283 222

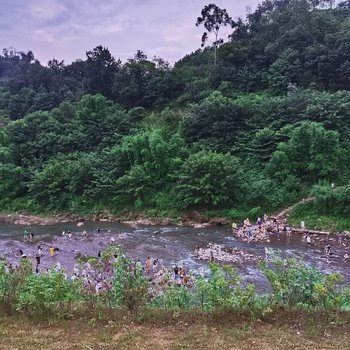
260 256 344 310
150 285 194 310
17 270 82 317
112 246 149 312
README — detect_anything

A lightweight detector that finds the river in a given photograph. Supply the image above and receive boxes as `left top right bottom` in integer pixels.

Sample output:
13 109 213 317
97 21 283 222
0 222 349 289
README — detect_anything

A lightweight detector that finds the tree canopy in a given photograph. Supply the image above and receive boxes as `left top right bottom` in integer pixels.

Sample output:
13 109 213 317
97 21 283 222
1 1 350 220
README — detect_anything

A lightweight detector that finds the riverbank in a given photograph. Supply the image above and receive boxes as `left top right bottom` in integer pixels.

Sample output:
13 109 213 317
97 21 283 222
1 310 349 350
0 210 229 228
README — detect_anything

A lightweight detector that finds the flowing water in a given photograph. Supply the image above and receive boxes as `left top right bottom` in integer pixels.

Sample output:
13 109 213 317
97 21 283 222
0 222 349 289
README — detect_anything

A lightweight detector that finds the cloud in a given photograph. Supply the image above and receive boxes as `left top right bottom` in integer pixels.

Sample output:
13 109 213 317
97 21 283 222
29 0 67 20
0 0 261 65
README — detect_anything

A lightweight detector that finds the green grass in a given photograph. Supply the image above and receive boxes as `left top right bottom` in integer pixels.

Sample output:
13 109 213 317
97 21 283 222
1 310 350 350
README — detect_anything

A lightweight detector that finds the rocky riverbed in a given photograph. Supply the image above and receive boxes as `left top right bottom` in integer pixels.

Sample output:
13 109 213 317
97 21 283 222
0 210 228 228
1 221 350 290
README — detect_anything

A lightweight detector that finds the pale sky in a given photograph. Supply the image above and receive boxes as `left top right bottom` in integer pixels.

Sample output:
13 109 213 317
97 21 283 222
1 0 261 65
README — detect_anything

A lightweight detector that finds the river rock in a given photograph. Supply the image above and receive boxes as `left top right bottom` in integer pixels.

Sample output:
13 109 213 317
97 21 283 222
122 221 137 228
182 211 208 224
194 223 211 229
137 219 158 225
209 217 229 226
0 214 14 224
122 218 158 226
196 243 258 264
77 222 84 227
161 217 173 225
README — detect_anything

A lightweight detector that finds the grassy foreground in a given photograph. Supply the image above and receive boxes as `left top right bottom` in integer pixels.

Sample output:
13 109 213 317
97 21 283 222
1 310 350 350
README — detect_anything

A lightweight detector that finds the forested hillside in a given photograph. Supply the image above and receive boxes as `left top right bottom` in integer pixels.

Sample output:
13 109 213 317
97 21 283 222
1 0 350 226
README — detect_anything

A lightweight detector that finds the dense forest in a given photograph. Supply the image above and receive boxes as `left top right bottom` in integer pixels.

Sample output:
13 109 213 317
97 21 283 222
1 0 350 227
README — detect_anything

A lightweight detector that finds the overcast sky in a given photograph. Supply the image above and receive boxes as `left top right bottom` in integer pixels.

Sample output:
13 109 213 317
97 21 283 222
1 0 261 66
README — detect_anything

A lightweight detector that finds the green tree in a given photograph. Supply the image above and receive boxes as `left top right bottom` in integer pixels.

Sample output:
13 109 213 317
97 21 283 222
29 153 96 211
85 46 119 99
268 122 341 183
175 150 240 208
183 91 243 151
196 4 235 66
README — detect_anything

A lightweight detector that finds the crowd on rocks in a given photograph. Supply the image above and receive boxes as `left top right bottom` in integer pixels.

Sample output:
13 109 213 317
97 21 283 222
194 243 258 264
232 215 291 243
230 215 350 262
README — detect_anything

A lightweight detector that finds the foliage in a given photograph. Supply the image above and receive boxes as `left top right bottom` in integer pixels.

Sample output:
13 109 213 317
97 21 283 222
260 256 344 309
193 263 258 313
0 249 350 320
0 1 350 218
17 270 82 316
29 152 96 211
288 183 350 230
175 150 240 209
111 246 149 312
267 122 341 183
183 91 244 151
288 203 350 231
150 285 194 310
196 4 235 65
311 183 350 216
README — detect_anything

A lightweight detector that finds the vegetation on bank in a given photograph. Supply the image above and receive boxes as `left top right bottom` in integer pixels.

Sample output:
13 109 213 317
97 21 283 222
0 247 349 322
0 0 350 228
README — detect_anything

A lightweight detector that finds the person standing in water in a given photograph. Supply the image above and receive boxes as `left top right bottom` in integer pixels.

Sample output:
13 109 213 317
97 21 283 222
49 246 55 257
210 250 215 262
231 222 237 234
306 232 311 246
145 257 151 272
325 245 332 256
28 231 34 242
174 265 180 285
194 245 200 258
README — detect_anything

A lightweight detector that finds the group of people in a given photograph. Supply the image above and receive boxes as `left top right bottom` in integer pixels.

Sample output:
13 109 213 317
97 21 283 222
61 227 101 239
12 229 194 295
23 230 35 242
16 244 61 274
13 220 348 297
232 215 292 242
231 215 347 260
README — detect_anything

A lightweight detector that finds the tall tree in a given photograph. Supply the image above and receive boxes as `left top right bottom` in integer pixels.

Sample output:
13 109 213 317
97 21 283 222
85 46 119 99
196 3 235 66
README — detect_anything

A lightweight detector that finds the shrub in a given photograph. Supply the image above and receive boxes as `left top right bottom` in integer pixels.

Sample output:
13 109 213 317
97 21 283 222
112 246 149 312
260 256 344 310
17 270 81 317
